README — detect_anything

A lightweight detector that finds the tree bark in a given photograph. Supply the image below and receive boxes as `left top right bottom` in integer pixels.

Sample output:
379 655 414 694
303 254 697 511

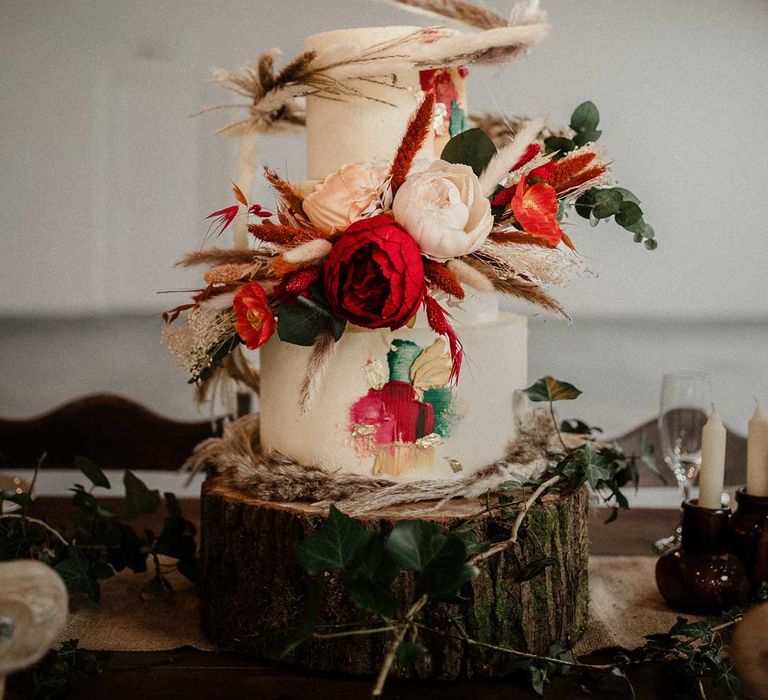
199 477 589 679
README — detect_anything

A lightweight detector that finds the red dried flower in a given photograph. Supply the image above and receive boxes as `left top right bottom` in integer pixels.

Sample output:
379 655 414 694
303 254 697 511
233 281 275 350
324 215 425 330
206 205 239 237
512 143 541 171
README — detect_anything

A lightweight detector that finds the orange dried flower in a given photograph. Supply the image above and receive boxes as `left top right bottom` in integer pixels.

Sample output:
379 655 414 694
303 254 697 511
389 92 436 194
424 259 465 299
548 150 597 192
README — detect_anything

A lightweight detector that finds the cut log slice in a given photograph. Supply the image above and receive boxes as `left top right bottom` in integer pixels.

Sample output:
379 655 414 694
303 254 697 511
199 477 589 679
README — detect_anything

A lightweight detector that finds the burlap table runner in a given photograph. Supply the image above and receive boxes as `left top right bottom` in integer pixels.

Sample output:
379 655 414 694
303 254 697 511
56 555 689 655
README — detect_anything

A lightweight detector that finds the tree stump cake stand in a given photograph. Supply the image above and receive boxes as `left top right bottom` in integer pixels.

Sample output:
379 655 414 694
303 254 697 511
199 477 589 679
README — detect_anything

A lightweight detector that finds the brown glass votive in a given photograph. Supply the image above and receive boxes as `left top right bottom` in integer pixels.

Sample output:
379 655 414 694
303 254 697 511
656 500 749 614
730 487 768 593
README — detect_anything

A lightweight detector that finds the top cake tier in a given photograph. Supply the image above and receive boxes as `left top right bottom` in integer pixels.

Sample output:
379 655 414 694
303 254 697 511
305 27 439 179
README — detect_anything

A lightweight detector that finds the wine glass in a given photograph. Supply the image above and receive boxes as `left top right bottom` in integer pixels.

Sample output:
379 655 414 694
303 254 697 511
654 370 712 552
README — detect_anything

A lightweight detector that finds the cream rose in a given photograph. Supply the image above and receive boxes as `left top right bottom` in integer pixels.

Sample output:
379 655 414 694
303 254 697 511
302 162 386 234
392 160 493 262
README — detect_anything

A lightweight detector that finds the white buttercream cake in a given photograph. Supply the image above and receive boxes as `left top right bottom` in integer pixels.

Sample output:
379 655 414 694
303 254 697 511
259 27 528 480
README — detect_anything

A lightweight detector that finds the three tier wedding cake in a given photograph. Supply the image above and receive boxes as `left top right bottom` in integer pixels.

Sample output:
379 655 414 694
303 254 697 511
165 4 656 485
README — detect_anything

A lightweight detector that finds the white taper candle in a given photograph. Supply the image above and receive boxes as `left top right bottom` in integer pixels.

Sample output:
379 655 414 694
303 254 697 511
699 407 726 509
747 401 768 497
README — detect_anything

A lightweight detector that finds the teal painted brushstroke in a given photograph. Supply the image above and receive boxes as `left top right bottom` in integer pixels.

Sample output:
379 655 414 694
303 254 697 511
423 386 455 437
449 99 466 138
387 339 422 383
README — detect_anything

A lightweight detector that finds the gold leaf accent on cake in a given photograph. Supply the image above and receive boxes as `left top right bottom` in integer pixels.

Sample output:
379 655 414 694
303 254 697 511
415 433 443 449
352 423 377 438
363 359 388 390
445 458 463 473
410 338 452 397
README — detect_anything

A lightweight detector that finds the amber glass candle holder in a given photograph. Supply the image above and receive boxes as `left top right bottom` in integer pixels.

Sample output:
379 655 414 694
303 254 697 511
656 500 749 613
730 487 768 593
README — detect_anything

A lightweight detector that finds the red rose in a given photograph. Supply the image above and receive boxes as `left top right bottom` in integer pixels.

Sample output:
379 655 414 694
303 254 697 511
324 214 425 330
233 281 275 349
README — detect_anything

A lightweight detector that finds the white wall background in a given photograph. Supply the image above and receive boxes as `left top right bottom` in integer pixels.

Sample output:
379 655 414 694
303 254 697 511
1 0 767 320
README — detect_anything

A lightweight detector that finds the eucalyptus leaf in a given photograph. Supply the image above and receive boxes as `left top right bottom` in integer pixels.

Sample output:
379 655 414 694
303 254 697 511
329 315 347 342
575 189 596 220
544 136 576 156
277 302 327 347
570 101 600 132
615 201 643 228
440 128 497 176
612 187 642 205
591 189 624 219
295 505 373 575
572 129 602 147
524 376 582 402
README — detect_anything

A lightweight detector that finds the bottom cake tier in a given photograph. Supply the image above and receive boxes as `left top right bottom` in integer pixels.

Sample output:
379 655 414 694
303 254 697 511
259 309 528 480
199 478 589 679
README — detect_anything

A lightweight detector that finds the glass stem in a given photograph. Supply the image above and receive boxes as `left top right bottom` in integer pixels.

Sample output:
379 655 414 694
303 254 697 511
678 476 690 506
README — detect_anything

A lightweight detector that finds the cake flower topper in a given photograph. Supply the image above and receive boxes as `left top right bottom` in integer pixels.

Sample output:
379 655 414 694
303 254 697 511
165 89 657 412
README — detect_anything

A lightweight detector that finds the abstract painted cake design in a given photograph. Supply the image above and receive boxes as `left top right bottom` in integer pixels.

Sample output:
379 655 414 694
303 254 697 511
350 338 462 476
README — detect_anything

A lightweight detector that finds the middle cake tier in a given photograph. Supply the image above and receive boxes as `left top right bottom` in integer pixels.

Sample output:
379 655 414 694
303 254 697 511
259 303 527 480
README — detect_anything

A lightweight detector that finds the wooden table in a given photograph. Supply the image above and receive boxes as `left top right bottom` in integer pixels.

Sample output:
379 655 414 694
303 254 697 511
5 503 737 699
2 398 748 698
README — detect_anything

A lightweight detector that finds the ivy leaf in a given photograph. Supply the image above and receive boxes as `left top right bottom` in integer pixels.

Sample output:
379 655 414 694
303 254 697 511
570 101 600 133
123 471 160 518
560 419 602 435
440 128 497 176
295 505 373 575
615 201 643 228
419 534 479 601
530 665 547 695
385 520 445 571
591 189 624 219
396 641 427 665
346 539 399 616
524 376 582 402
559 443 612 489
0 488 32 506
177 556 199 583
515 556 554 582
155 513 196 561
70 484 114 517
55 546 102 602
106 523 146 573
277 302 328 347
165 492 182 517
74 456 110 490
